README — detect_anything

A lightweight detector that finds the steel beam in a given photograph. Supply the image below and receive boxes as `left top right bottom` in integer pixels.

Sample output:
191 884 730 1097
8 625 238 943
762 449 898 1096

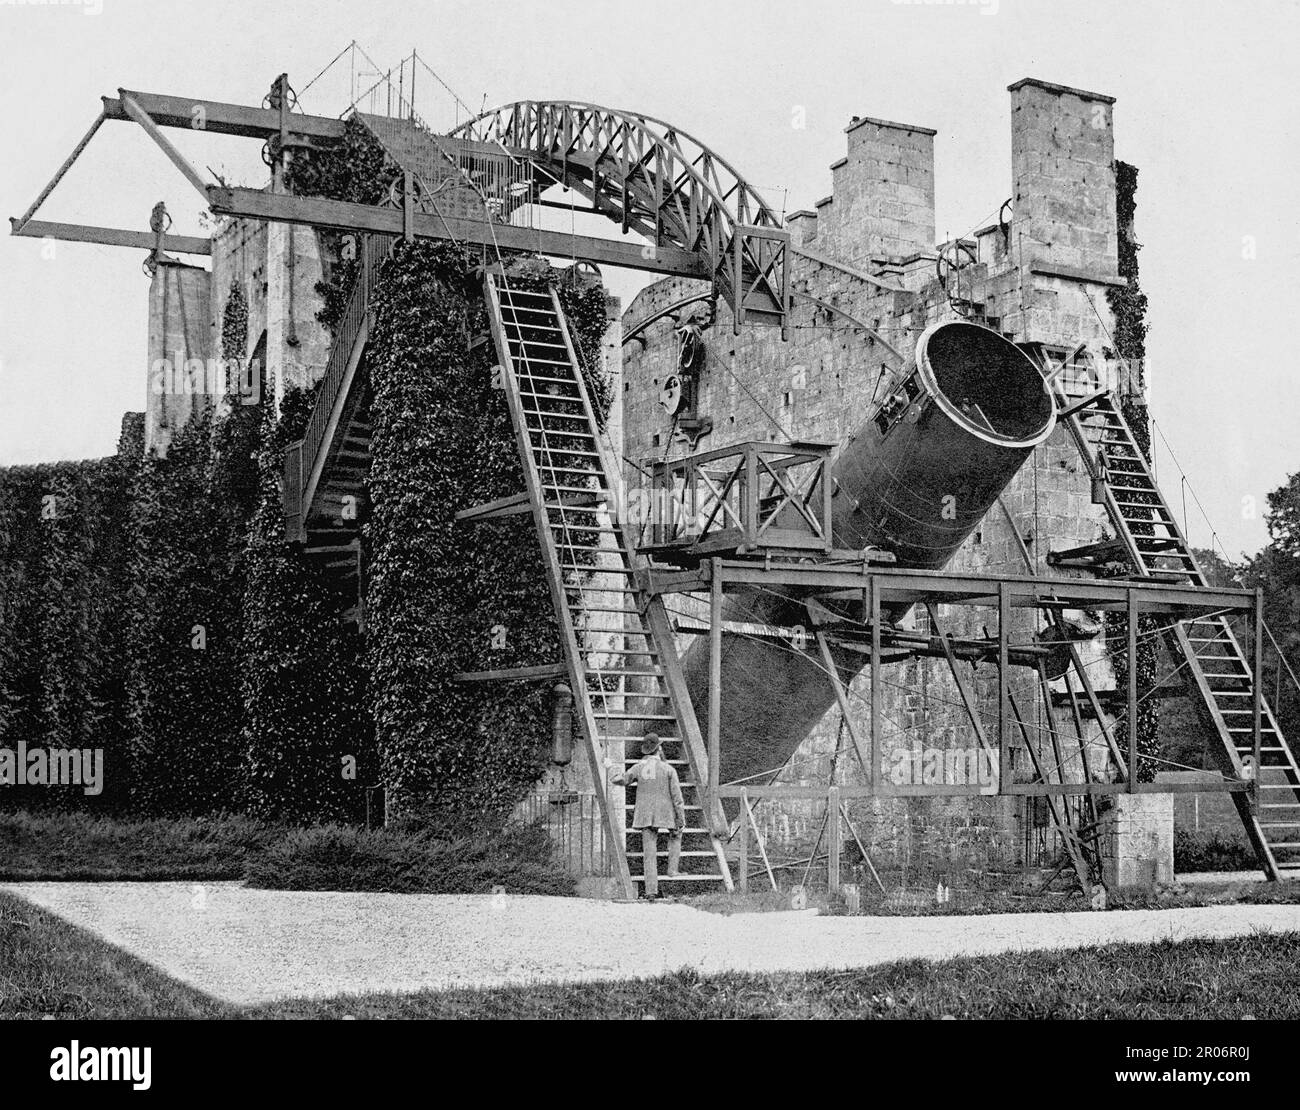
208 186 711 278
645 560 1254 617
714 780 1249 799
13 110 106 229
10 218 210 255
120 92 212 200
104 90 347 141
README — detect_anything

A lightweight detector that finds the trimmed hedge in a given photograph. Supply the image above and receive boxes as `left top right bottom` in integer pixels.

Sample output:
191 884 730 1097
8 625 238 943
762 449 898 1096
1174 828 1257 873
243 822 574 895
0 809 277 881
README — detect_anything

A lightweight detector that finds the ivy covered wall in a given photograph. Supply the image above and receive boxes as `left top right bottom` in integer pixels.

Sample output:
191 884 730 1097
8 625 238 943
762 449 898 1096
1104 160 1160 780
363 246 613 829
1 117 613 829
0 455 135 809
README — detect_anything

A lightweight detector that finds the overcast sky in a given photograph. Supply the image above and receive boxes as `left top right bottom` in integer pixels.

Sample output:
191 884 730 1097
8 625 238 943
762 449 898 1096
1 0 1296 559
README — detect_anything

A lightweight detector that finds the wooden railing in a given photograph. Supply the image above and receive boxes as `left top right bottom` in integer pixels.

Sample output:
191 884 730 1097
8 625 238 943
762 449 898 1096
641 440 834 557
282 233 395 541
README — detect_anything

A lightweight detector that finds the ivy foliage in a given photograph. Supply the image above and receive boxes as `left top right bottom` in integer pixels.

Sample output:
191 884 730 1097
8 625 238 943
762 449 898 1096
1102 160 1158 779
284 117 614 830
238 386 373 825
284 117 400 334
126 411 242 814
0 456 135 810
363 242 558 830
3 117 613 831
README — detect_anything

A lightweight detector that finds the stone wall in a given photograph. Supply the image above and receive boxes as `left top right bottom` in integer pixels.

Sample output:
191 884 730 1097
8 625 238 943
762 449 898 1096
143 210 334 454
1098 793 1174 889
145 259 212 456
620 78 1133 881
207 214 332 419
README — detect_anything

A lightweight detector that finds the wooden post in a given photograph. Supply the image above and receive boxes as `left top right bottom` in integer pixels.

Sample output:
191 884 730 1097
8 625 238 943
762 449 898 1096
1127 589 1138 788
744 794 779 892
738 788 750 893
744 444 759 551
820 455 833 552
812 621 871 777
1253 589 1264 792
999 581 1011 790
402 170 414 242
708 558 722 803
870 576 881 791
927 602 997 774
827 785 841 893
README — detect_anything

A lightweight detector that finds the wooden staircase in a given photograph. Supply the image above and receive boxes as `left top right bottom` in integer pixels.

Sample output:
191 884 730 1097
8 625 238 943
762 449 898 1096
484 272 733 897
1054 378 1300 879
282 234 395 623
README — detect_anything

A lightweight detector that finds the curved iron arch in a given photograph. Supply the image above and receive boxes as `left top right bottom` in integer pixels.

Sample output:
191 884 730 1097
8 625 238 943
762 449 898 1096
451 101 790 333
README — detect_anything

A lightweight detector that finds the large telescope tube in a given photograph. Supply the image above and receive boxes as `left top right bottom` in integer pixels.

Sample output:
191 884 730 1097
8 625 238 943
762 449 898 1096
682 321 1056 789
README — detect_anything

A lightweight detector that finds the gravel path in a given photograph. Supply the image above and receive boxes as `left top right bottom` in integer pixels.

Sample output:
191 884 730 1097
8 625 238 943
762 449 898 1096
5 881 1300 1006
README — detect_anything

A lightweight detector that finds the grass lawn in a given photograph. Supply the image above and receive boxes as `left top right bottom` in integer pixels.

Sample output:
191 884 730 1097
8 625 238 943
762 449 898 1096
3 889 1298 1020
689 877 1300 917
0 890 225 1019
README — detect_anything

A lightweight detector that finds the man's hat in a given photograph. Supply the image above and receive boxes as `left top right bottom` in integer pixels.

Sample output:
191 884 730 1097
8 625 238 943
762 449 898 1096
639 733 662 756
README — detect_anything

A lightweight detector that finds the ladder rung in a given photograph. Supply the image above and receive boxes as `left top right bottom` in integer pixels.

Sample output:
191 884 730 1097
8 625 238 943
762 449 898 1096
598 732 678 741
606 715 678 723
517 374 577 386
560 569 633 578
501 310 560 322
630 874 722 883
543 483 609 495
505 326 564 339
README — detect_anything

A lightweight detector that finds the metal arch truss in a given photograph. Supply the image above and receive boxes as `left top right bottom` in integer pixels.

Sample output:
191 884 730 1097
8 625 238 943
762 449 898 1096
452 101 792 337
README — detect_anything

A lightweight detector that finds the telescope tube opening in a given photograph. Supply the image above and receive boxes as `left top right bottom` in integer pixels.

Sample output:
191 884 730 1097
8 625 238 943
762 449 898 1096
918 322 1056 445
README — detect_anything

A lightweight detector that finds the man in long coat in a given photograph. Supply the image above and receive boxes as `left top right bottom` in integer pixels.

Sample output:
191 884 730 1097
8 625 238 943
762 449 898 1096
609 733 685 899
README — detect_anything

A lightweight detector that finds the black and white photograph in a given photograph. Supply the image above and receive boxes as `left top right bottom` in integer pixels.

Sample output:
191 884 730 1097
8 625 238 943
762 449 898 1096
0 0 1296 1086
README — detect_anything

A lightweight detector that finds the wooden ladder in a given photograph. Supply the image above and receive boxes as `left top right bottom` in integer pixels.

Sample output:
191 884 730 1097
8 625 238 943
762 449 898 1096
485 273 734 897
1055 379 1300 879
